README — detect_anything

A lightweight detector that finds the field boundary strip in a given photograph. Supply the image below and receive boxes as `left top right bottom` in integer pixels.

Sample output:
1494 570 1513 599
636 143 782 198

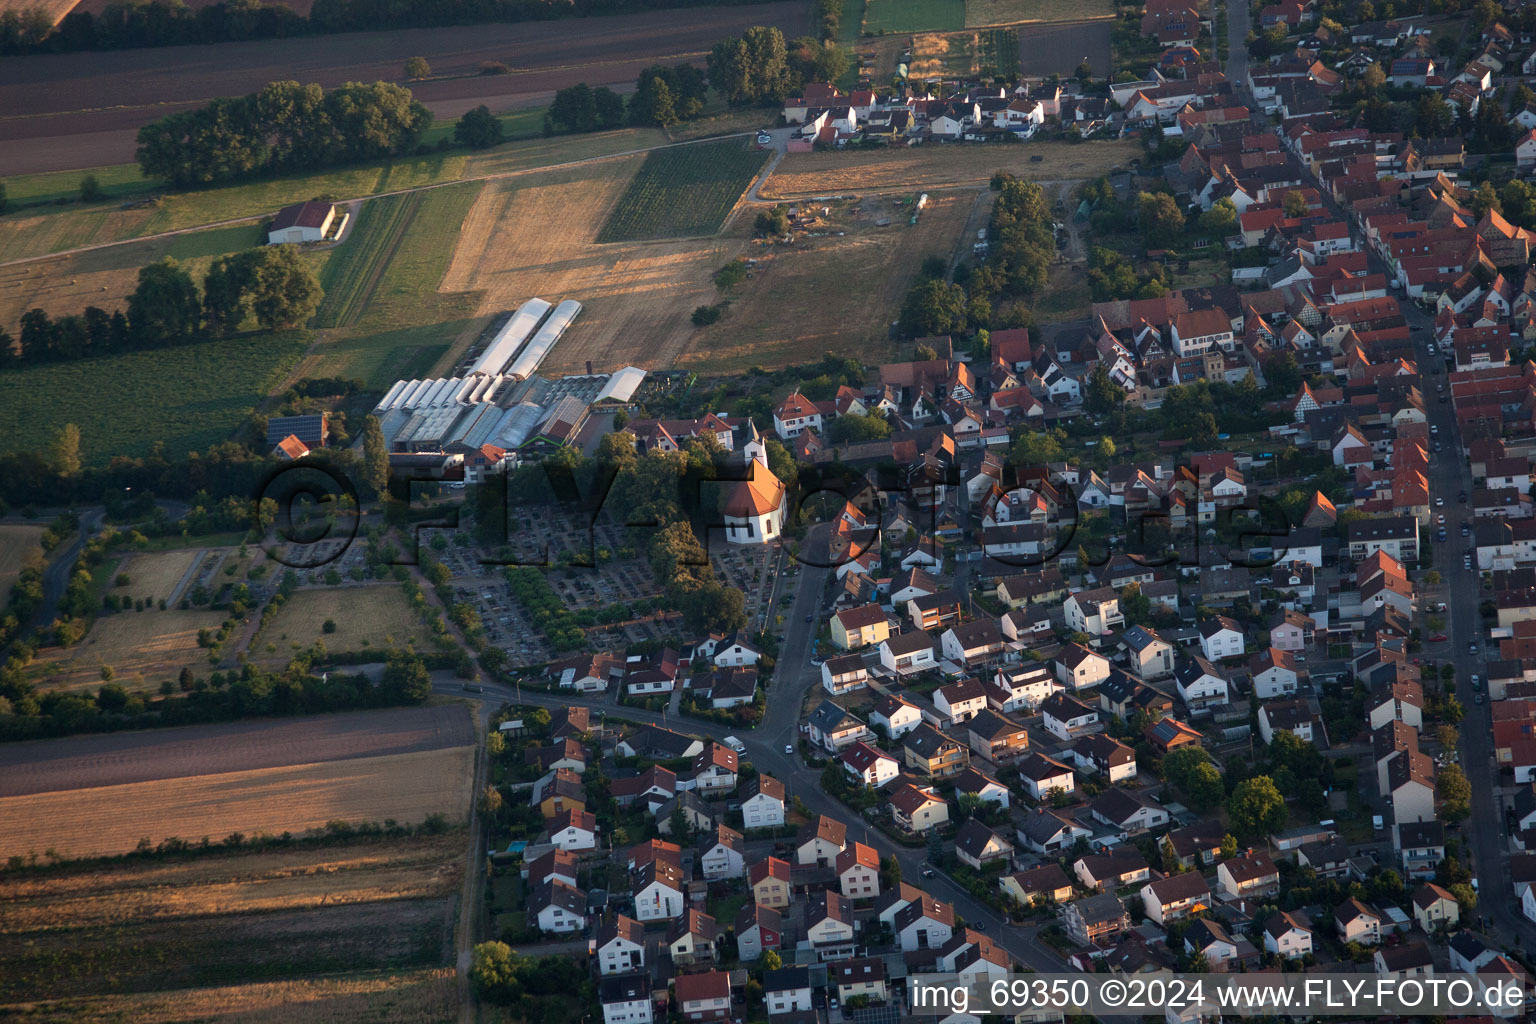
0 132 755 274
314 193 425 330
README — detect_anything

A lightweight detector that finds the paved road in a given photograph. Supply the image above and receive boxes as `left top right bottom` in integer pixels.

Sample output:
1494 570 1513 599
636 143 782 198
1224 0 1248 85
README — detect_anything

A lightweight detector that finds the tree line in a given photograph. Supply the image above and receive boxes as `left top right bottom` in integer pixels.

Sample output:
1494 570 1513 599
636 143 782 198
136 80 430 188
0 0 763 54
1 248 322 369
546 26 846 134
895 173 1055 338
0 647 434 742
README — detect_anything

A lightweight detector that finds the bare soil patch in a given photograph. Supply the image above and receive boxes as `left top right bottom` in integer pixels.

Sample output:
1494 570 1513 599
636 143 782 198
443 157 733 374
680 192 976 372
0 745 475 860
759 139 1140 199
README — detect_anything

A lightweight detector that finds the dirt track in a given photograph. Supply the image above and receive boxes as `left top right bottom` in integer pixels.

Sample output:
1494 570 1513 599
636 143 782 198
0 1 805 176
0 704 475 796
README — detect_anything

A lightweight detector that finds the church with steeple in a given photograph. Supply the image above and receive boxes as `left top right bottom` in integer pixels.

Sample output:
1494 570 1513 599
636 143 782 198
721 419 787 545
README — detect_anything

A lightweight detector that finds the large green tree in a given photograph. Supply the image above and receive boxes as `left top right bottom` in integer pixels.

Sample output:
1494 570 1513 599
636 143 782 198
898 277 968 338
127 258 201 346
361 414 390 499
455 105 505 148
1137 191 1185 247
987 175 1055 293
1227 775 1287 839
245 245 323 330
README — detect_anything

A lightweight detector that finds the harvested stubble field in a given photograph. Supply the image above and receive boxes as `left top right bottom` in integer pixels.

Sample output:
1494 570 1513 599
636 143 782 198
759 138 1139 199
443 156 731 374
110 548 200 605
0 704 476 797
30 606 229 693
1 834 462 930
0 968 459 1023
0 745 475 860
680 193 976 372
252 585 431 664
0 525 46 598
0 835 463 1002
596 137 769 243
0 221 265 334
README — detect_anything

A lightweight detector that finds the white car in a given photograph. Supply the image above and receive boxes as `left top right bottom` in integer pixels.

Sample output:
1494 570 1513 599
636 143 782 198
1436 497 1444 506
785 744 794 755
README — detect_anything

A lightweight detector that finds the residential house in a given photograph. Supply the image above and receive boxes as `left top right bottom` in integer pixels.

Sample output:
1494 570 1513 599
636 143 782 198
902 723 970 778
1015 752 1077 800
741 774 786 829
1217 852 1281 899
1061 892 1130 946
1336 898 1383 946
1040 693 1102 741
841 741 901 788
601 974 654 1024
674 971 732 1023
890 781 950 833
1264 911 1313 959
1141 872 1211 926
1090 786 1171 833
1075 849 1151 891
699 825 746 881
954 819 1015 870
1199 616 1246 660
837 842 882 899
796 815 848 867
964 708 1031 763
1412 883 1460 932
736 902 783 962
1070 733 1138 783
870 692 923 737
667 909 719 967
749 857 792 909
1001 863 1075 907
596 915 646 976
832 604 892 651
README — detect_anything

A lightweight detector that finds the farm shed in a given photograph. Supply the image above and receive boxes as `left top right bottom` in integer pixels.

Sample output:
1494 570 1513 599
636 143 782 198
506 300 582 381
470 298 554 377
268 201 336 244
593 366 647 408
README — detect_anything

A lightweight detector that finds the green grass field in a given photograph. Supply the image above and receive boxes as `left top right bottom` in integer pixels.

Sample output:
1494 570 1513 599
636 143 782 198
419 107 543 149
595 139 767 243
0 334 307 464
865 0 964 33
305 182 484 388
1 164 159 206
963 0 1112 26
